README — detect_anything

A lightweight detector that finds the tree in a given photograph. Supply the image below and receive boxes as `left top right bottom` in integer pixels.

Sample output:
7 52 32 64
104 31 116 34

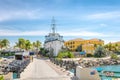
25 40 31 50
0 39 2 49
104 43 120 53
0 39 10 49
32 42 36 49
94 44 98 48
15 38 33 50
32 40 41 50
94 45 107 57
108 42 112 51
36 40 41 49
15 38 26 49
111 53 119 60
39 48 49 56
76 44 82 52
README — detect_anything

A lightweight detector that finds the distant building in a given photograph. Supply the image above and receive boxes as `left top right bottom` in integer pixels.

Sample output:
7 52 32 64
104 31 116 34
44 18 64 56
82 44 95 55
64 38 104 54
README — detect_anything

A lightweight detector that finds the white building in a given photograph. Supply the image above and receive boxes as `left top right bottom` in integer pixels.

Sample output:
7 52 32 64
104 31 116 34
44 18 64 56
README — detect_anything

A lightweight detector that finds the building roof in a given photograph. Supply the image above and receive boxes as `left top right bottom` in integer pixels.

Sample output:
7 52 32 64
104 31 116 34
65 38 104 42
89 38 103 41
67 38 84 42
115 42 120 43
111 41 120 44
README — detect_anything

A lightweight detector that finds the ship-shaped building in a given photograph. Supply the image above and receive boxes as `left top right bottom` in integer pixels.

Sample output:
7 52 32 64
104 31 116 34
44 18 64 56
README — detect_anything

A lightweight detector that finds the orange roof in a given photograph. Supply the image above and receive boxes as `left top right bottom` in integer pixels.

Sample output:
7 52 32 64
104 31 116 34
89 38 103 41
65 38 104 42
68 38 84 41
113 41 120 44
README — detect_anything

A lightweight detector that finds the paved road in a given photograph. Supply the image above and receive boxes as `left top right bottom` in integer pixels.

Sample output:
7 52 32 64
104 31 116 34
20 58 70 80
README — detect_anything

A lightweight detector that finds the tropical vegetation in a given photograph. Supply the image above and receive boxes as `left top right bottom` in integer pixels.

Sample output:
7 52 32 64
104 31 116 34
15 38 41 51
0 75 4 80
57 51 74 58
32 40 41 50
104 42 120 53
76 44 82 52
0 39 10 49
39 48 49 56
110 53 119 60
94 45 107 57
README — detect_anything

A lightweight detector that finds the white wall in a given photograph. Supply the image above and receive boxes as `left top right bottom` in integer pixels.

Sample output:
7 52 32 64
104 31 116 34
44 40 64 56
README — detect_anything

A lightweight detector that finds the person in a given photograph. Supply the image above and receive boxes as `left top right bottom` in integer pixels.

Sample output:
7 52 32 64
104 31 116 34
32 56 33 62
30 56 33 62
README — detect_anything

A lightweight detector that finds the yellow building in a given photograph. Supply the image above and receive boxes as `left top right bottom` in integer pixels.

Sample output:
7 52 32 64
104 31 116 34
82 44 95 55
64 38 84 51
64 38 104 54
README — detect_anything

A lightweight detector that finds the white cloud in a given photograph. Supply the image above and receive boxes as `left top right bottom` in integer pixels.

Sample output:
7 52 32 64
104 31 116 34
0 9 48 21
59 31 107 37
0 29 120 44
0 28 118 38
0 28 107 37
86 11 120 20
0 29 48 36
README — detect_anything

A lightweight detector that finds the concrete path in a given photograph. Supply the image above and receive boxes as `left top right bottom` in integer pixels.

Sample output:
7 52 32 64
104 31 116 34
20 58 70 80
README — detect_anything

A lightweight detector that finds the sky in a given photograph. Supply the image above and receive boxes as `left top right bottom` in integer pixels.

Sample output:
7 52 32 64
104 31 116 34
0 0 120 46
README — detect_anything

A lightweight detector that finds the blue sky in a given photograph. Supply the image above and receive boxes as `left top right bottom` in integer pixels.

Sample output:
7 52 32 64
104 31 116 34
0 0 120 46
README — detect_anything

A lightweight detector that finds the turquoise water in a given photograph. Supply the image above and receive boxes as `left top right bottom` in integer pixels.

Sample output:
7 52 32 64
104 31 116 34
97 65 120 72
96 65 120 80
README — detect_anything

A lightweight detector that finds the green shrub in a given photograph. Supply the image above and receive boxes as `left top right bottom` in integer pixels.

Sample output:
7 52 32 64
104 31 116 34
86 54 93 57
0 75 4 80
111 53 119 60
94 46 106 57
57 52 63 58
57 51 74 58
68 52 74 58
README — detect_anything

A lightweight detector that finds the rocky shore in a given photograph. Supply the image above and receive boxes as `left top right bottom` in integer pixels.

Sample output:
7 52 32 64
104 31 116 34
50 57 120 71
78 58 120 68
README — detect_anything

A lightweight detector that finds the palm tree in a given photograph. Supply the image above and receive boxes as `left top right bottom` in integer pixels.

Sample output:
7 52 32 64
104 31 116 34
32 42 36 49
0 39 10 49
36 40 41 49
25 40 31 50
15 38 26 49
0 39 2 49
32 40 41 50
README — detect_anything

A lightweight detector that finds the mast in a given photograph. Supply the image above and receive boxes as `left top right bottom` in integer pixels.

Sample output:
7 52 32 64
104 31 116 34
51 17 56 34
